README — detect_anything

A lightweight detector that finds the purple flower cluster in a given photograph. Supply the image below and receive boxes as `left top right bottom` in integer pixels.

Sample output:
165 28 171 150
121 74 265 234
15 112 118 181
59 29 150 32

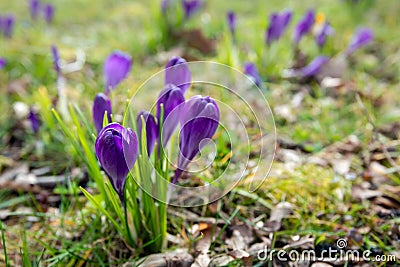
95 56 220 196
29 0 55 24
0 15 15 38
182 0 202 20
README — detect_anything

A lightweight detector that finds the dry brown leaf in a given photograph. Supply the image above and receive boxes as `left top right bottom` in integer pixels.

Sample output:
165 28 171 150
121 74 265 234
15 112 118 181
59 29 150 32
351 184 383 201
265 202 293 232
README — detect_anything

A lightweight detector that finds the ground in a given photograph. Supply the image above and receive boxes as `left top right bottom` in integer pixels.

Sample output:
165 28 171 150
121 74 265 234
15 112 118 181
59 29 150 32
0 0 399 266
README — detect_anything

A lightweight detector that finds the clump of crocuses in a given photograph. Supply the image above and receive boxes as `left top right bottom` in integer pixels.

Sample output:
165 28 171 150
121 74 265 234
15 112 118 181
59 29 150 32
90 55 220 253
29 0 55 24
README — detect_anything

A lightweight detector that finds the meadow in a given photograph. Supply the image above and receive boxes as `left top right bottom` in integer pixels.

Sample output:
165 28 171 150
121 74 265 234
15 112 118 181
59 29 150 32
0 0 399 266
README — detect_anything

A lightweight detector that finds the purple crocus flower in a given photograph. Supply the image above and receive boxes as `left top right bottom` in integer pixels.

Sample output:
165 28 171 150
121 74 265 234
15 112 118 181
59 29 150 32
315 22 334 48
3 15 15 38
165 56 191 94
293 9 315 44
346 27 373 55
161 0 169 13
266 10 292 45
173 95 220 183
244 62 262 87
93 93 112 133
156 84 185 147
0 58 6 69
30 0 40 20
227 11 236 38
28 109 41 134
137 111 158 157
95 123 138 201
51 45 61 76
182 0 201 20
43 4 55 24
298 55 329 77
104 51 132 95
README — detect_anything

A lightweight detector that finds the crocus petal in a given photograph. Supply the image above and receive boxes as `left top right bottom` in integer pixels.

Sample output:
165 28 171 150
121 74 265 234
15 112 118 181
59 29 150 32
156 84 185 146
29 0 40 20
165 56 191 94
137 111 158 156
293 9 315 44
28 109 41 134
43 4 55 24
227 11 236 37
3 15 15 38
182 0 201 20
315 22 334 47
244 62 262 87
95 123 138 200
0 58 6 69
266 10 292 45
104 51 132 94
93 93 112 133
346 27 373 55
173 96 219 183
51 45 61 75
298 56 329 77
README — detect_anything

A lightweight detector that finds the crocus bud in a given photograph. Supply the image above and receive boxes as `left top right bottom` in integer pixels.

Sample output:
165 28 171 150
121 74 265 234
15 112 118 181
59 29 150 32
3 15 15 38
95 123 138 201
182 0 201 20
161 0 169 13
29 0 40 20
104 50 132 95
244 62 262 87
28 109 41 134
93 93 112 133
173 95 220 183
298 55 329 77
315 22 334 48
156 84 185 147
0 58 6 69
346 28 373 55
293 9 315 44
43 4 54 24
136 111 158 157
165 56 191 94
266 10 292 45
51 45 61 76
227 11 236 38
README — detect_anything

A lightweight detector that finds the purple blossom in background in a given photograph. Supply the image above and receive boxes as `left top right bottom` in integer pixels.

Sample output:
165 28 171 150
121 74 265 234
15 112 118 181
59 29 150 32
227 11 236 38
298 55 329 77
346 27 373 55
173 95 220 183
95 123 138 201
293 9 315 44
136 111 158 157
93 93 112 133
28 109 41 134
161 0 169 13
182 0 201 20
156 84 185 146
315 22 334 48
3 15 15 38
244 62 262 87
165 56 191 94
0 58 6 69
104 51 132 94
43 4 54 24
51 45 61 76
30 0 40 20
266 9 292 45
